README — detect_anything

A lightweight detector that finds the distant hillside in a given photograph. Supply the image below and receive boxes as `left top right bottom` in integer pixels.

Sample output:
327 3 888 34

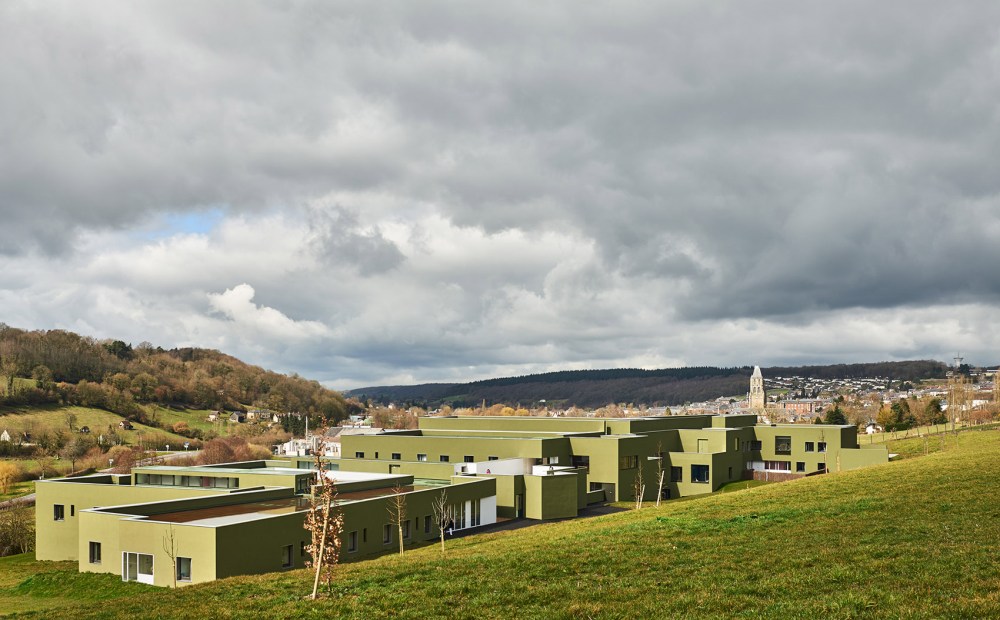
0 324 349 424
348 360 949 408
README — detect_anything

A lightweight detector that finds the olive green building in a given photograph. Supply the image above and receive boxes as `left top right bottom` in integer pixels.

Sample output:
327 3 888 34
36 413 887 587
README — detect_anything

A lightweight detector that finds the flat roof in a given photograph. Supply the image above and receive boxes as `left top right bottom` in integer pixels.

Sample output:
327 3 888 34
136 466 306 476
150 496 312 527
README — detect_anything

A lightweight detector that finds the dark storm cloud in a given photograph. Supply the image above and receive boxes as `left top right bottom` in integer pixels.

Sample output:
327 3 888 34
3 1 1000 386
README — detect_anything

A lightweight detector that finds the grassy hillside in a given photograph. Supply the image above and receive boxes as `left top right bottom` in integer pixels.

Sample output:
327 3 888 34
3 429 999 618
0 405 195 448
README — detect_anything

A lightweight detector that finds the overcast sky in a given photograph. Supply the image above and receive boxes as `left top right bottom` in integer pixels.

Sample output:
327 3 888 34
2 1 999 390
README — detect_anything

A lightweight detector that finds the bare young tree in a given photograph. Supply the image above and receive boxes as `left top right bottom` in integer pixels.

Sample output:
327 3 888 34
431 489 454 554
162 524 177 588
387 483 407 556
633 466 645 510
654 441 665 508
305 448 343 599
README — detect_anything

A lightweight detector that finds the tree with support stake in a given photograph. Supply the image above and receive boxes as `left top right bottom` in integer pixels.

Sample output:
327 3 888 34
387 483 407 556
655 441 665 508
431 489 454 554
304 448 343 599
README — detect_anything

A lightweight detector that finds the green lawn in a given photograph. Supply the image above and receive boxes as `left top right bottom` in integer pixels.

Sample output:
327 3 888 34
3 429 1000 618
0 480 35 502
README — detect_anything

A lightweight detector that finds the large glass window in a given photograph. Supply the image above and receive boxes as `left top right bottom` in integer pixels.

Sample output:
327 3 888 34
764 461 791 471
177 557 192 582
618 455 638 470
775 436 792 455
691 464 710 483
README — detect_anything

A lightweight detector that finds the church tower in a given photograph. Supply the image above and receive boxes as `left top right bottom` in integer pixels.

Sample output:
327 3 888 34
749 366 766 411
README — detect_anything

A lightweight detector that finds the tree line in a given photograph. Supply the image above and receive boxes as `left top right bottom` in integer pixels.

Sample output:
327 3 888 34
0 324 349 422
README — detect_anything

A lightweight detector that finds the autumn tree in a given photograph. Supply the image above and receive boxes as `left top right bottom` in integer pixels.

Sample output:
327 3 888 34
305 449 343 599
0 462 20 495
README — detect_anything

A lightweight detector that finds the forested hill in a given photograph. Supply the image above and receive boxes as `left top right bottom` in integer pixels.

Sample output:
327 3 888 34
347 360 949 408
0 324 349 422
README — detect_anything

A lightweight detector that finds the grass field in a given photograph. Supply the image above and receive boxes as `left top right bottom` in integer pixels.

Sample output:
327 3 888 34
0 481 35 503
0 405 195 448
3 428 999 619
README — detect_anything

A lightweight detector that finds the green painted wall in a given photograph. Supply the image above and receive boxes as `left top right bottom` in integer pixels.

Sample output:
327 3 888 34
524 473 578 520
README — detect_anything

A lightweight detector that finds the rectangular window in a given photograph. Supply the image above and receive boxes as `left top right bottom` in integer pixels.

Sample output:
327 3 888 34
464 455 474 463
488 456 498 461
618 455 638 470
54 505 65 521
89 541 101 564
691 464 710 483
424 515 432 534
796 462 806 472
177 557 192 582
300 541 306 557
745 440 762 451
417 453 427 462
728 466 733 479
670 466 682 482
355 452 364 459
805 442 814 452
383 524 392 544
775 436 792 455
764 461 791 471
347 531 358 553
439 455 450 463
818 442 827 453
71 505 75 517
818 462 826 471
403 521 411 539
281 545 293 568
391 453 401 460
362 528 367 543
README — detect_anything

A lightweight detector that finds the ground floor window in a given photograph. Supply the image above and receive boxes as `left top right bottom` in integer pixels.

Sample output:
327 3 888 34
670 467 682 482
691 464 710 483
403 521 411 539
818 462 826 471
796 462 806 472
122 552 153 584
281 545 293 568
383 524 392 544
347 531 358 553
424 515 432 534
89 541 101 564
764 461 791 472
53 504 64 521
177 557 192 582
